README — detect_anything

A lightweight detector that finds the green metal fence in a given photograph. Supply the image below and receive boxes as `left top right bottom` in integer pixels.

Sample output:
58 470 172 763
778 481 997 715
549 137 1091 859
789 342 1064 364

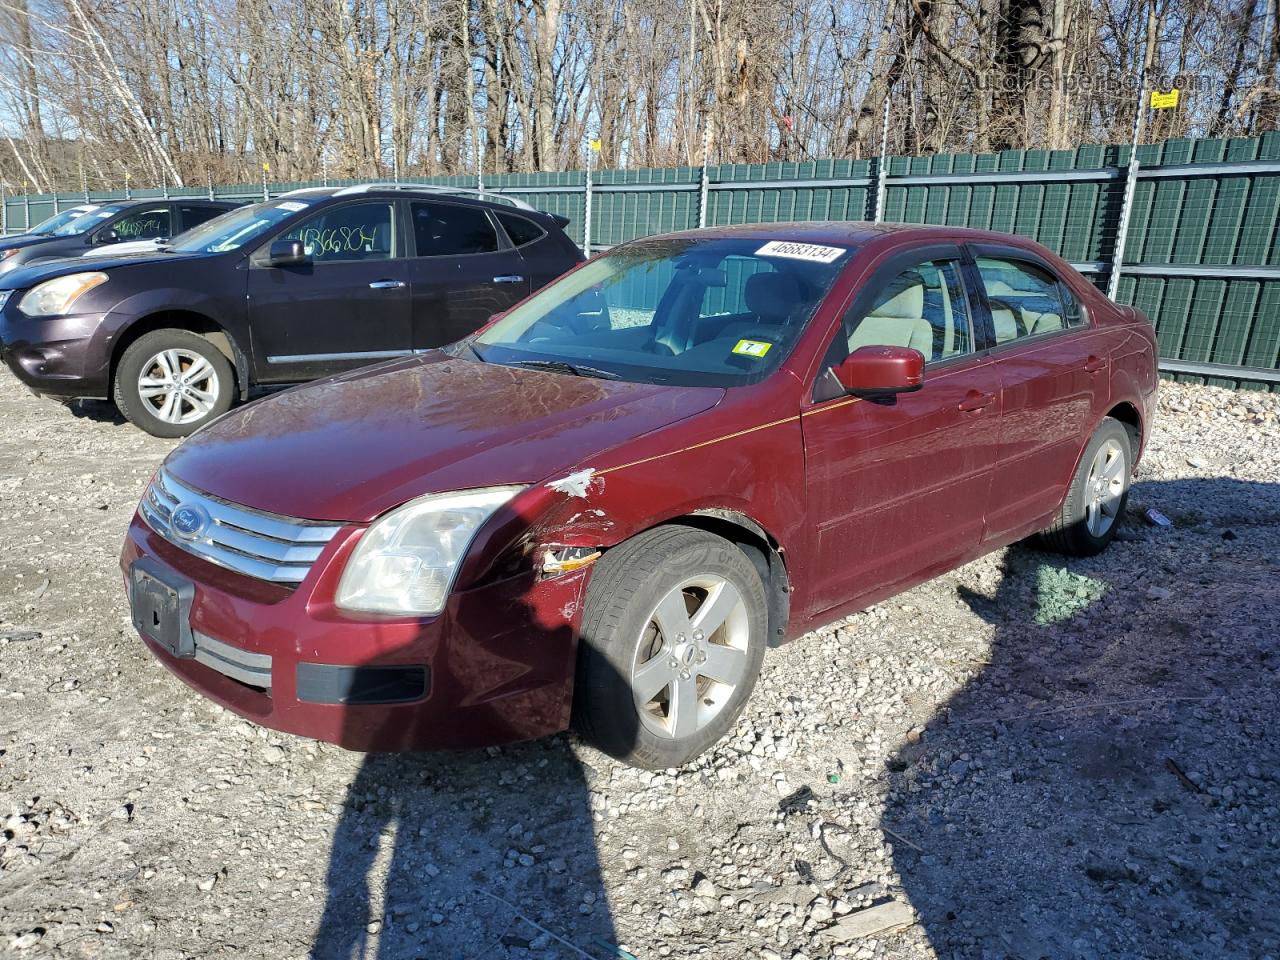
5 132 1279 390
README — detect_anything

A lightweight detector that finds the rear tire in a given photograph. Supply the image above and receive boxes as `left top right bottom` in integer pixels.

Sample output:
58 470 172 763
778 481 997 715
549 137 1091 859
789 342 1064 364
1037 417 1132 556
573 526 768 769
113 329 235 438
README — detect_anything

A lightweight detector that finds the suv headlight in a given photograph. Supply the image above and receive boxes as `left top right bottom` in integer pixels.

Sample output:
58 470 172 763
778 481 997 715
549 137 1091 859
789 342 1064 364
18 271 108 317
336 486 524 616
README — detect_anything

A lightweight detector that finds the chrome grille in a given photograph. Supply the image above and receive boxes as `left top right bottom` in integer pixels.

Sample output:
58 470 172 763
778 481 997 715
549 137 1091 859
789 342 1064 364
139 469 342 584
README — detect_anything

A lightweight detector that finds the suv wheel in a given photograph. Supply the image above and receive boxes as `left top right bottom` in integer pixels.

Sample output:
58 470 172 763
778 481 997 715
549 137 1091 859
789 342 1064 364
113 329 235 438
574 526 768 769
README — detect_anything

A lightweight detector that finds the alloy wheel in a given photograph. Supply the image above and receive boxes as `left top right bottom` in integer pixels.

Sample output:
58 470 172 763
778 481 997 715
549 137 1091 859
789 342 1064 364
1084 437 1127 537
630 574 751 740
137 348 221 425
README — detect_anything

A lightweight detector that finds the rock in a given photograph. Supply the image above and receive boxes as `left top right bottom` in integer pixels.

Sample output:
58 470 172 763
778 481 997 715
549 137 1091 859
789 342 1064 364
261 744 286 763
821 900 914 939
197 874 218 892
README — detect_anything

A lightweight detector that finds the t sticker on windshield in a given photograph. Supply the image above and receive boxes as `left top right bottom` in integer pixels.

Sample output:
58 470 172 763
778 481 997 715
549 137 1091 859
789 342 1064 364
732 339 773 358
755 240 845 263
276 201 309 212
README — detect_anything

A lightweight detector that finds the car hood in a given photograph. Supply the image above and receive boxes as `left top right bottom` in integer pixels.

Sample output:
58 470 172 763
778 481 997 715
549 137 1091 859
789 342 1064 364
0 250 211 290
164 353 725 523
0 234 43 250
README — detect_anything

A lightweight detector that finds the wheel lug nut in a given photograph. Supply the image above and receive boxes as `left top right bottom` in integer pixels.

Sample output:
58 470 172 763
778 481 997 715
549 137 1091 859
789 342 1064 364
692 630 704 641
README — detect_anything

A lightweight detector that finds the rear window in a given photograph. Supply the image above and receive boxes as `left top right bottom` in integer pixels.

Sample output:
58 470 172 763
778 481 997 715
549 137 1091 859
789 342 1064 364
497 212 545 247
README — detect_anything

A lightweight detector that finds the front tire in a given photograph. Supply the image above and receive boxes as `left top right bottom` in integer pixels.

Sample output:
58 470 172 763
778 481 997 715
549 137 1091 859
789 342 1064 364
113 329 235 438
574 526 768 769
1038 417 1133 556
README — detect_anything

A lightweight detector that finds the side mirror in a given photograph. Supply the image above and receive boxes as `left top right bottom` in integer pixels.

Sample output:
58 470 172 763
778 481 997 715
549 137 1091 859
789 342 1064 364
834 345 925 395
268 239 309 267
96 228 120 245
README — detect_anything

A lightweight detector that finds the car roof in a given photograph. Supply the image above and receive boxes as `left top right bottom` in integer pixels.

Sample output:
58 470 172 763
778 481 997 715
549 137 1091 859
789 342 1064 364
651 220 1048 252
275 183 544 216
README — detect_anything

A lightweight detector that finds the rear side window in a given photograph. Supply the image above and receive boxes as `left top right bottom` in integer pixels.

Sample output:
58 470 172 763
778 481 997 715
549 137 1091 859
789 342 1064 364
412 202 498 256
830 259 972 365
976 257 1079 343
178 205 228 232
282 202 394 262
111 206 171 241
497 212 545 247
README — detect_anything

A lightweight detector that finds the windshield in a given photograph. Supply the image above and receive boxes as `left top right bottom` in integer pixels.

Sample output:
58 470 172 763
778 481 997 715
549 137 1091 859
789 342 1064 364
51 203 129 236
29 205 100 235
168 199 311 254
473 236 852 386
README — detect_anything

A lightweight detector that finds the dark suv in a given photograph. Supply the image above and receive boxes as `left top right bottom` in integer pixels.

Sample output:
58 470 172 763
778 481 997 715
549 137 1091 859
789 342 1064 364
0 185 582 436
0 199 237 274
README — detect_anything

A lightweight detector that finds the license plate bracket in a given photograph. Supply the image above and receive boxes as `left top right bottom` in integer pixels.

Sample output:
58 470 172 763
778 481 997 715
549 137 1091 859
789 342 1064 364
129 558 195 658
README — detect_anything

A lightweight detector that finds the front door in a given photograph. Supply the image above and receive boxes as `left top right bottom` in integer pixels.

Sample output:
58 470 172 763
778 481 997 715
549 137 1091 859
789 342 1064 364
802 254 1003 615
405 199 531 349
967 249 1110 543
246 200 412 383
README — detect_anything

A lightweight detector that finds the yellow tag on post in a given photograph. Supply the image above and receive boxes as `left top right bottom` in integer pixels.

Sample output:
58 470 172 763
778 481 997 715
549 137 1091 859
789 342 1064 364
1150 89 1180 109
732 339 773 358
589 139 602 152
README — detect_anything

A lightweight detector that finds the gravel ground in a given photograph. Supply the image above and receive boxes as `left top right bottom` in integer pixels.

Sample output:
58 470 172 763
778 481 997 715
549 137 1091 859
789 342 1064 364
0 375 1277 960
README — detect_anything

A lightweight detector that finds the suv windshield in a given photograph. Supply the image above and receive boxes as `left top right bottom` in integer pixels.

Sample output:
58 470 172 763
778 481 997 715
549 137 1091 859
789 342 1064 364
29 205 101 235
167 199 309 254
473 237 852 386
51 203 130 236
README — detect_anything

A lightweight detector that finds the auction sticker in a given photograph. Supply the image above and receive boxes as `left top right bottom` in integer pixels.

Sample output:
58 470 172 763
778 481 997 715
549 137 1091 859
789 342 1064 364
276 201 310 212
732 339 773 358
755 240 845 263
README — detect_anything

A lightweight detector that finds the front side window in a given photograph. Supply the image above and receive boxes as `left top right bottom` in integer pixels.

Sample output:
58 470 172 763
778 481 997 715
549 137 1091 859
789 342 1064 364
829 259 973 367
472 237 852 387
108 206 171 241
282 202 394 262
412 201 498 256
976 257 1073 343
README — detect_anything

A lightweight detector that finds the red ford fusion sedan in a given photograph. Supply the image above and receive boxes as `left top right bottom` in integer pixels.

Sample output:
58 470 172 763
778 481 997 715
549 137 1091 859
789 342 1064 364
121 222 1157 769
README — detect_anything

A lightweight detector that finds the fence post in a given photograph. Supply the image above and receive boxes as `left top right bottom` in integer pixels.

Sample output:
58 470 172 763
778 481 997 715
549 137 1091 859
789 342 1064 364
52 195 61 216
873 93 892 222
583 139 594 256
1108 49 1150 300
207 171 214 201
698 123 712 228
261 163 269 201
1 183 7 235
23 188 30 231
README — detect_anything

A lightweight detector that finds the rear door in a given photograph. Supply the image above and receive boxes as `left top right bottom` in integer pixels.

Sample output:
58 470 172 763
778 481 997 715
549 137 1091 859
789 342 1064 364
801 246 1003 614
968 245 1111 543
246 199 411 383
405 200 530 349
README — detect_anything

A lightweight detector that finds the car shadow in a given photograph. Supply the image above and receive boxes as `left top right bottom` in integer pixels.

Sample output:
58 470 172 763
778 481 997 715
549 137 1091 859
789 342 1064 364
311 548 630 959
881 476 1280 959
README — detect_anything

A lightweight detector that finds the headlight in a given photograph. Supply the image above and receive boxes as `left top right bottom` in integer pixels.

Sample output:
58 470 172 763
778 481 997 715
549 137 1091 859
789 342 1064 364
336 486 523 616
0 291 11 311
18 271 108 317
0 249 18 260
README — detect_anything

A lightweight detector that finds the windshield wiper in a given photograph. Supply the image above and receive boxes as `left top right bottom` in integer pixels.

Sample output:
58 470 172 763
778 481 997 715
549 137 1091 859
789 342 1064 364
508 358 620 380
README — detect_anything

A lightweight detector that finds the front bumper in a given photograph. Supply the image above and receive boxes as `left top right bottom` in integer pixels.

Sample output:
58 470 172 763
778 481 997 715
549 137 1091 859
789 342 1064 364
0 301 112 398
121 513 590 751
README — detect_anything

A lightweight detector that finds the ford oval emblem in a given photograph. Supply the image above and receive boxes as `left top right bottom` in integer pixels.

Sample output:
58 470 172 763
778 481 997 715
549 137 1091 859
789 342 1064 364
170 503 210 540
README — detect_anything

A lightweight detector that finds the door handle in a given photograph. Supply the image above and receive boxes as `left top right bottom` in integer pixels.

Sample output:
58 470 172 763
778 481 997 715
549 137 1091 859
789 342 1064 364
1083 355 1107 373
958 390 996 412
369 280 406 289
493 275 525 284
